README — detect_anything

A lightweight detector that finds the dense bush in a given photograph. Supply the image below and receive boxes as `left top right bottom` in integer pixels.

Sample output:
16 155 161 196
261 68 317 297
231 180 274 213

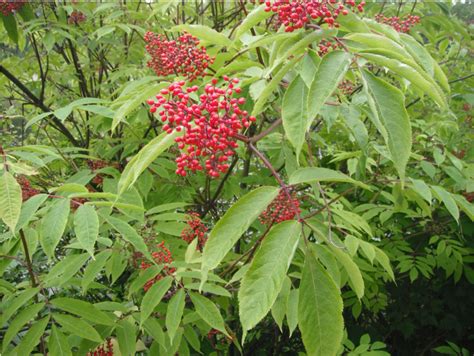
1 1 473 355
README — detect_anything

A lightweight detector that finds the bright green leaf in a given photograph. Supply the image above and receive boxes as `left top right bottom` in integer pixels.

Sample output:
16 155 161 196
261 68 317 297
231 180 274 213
239 220 301 332
307 51 351 125
202 186 279 276
53 313 103 343
82 250 112 294
2 302 44 352
13 316 50 356
432 186 459 223
117 319 137 356
118 131 181 194
171 24 232 47
48 324 72 356
189 292 229 337
40 198 70 259
50 297 115 326
298 251 343 356
105 215 152 260
282 76 309 158
234 4 271 41
361 70 412 182
166 288 186 343
0 171 22 231
289 167 369 189
74 204 99 256
140 276 173 325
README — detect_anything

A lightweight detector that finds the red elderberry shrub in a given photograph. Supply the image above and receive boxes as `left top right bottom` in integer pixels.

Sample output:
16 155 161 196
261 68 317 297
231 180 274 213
140 241 176 292
264 0 365 32
86 339 114 356
181 212 208 250
259 189 301 226
0 0 26 16
68 10 86 25
144 31 214 81
148 77 256 178
16 176 40 202
375 14 420 33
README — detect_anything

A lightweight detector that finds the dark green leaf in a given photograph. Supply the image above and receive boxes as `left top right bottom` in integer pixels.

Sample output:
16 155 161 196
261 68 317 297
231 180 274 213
2 14 19 43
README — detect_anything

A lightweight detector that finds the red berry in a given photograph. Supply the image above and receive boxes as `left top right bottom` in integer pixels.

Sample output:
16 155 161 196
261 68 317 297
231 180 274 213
16 176 40 202
375 13 421 33
149 78 255 178
68 10 87 25
265 0 365 32
259 189 301 226
0 0 26 16
144 31 214 80
181 212 208 251
139 241 176 292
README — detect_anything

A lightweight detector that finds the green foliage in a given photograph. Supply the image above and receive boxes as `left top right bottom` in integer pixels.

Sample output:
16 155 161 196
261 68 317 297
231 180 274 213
0 1 473 355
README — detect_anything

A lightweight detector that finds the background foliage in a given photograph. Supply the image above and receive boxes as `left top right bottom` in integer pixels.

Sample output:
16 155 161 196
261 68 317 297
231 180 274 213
1 1 473 355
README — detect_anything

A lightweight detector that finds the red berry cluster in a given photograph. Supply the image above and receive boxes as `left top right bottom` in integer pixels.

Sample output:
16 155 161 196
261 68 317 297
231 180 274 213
70 197 87 211
375 14 420 33
207 329 221 339
464 192 474 203
181 212 208 250
338 79 354 95
144 32 214 81
140 241 176 292
16 176 40 202
264 0 365 32
318 38 342 56
0 0 26 16
259 189 301 226
88 159 108 185
68 10 86 25
86 339 113 356
207 328 231 348
148 77 256 178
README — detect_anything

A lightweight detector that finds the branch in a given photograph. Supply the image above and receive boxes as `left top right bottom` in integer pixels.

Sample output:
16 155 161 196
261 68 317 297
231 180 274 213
249 118 282 143
0 65 80 146
449 72 474 84
248 142 286 188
